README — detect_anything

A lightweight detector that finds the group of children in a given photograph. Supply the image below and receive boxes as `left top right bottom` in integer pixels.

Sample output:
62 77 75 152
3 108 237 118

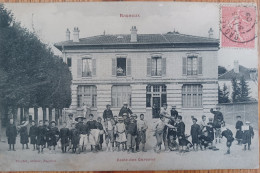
5 104 255 155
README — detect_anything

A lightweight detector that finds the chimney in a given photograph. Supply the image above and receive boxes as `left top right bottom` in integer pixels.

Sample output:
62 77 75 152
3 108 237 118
73 27 80 42
130 26 137 42
234 60 239 73
208 28 213 38
66 28 70 41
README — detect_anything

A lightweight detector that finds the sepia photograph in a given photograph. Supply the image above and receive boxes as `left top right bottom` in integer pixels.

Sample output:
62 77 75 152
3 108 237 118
0 2 258 171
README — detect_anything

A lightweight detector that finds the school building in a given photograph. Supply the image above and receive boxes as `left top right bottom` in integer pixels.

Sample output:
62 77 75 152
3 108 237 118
54 26 219 122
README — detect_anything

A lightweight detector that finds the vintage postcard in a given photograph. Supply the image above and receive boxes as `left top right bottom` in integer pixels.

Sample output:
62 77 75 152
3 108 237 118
0 2 258 171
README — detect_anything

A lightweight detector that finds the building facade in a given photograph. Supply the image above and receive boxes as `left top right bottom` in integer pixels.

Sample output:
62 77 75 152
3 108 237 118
55 26 219 122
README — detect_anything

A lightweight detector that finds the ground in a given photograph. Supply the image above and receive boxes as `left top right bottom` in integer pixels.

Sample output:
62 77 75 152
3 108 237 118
0 124 258 171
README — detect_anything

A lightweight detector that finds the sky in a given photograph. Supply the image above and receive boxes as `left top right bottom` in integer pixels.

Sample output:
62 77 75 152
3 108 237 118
4 2 258 69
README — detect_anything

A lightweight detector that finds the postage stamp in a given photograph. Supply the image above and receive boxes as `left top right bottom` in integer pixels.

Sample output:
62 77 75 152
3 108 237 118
221 5 257 48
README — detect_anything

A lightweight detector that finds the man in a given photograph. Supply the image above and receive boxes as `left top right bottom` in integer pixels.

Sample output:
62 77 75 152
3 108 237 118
103 104 113 122
75 115 88 154
170 105 178 119
119 102 133 117
210 106 224 143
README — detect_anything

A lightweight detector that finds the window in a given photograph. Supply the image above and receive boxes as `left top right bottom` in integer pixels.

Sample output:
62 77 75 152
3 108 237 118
151 57 162 76
146 85 167 118
82 58 92 77
117 58 126 76
111 86 131 107
67 58 72 67
182 84 202 108
77 86 97 107
183 56 202 75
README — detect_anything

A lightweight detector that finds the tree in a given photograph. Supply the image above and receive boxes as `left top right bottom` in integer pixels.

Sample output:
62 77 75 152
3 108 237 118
218 84 230 103
218 66 227 76
231 77 240 103
239 76 250 102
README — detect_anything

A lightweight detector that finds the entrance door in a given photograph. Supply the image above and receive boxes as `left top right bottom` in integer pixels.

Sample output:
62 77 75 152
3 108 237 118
152 97 161 118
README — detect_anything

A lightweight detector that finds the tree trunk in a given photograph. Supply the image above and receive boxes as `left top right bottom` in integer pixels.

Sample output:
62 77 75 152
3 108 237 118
48 107 52 121
20 107 24 123
34 107 38 124
24 107 29 121
42 107 46 121
55 109 59 125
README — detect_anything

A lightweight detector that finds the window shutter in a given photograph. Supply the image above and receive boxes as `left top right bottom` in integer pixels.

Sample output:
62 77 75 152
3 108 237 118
77 59 82 78
162 57 166 76
182 57 187 75
92 58 96 76
112 58 116 76
127 58 131 76
147 58 151 76
198 56 202 75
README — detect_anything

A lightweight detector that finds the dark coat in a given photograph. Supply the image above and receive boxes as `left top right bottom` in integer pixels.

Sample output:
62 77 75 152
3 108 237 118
59 127 70 145
70 128 80 147
170 109 178 119
37 125 46 146
103 109 113 120
76 122 89 135
48 126 59 146
6 124 17 144
167 119 177 139
190 124 201 144
126 121 137 135
206 122 214 142
44 125 51 145
86 120 98 130
242 126 254 145
210 109 224 128
29 125 38 144
235 120 244 139
176 122 186 146
119 107 133 117
222 129 234 142
19 126 29 144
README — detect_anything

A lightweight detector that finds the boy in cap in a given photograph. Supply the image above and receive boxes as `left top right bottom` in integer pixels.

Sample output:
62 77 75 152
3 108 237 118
235 115 243 145
96 117 104 151
59 122 70 153
75 115 88 154
29 120 38 151
19 121 29 150
115 116 127 152
190 118 200 151
126 114 138 153
48 121 59 154
119 102 133 117
176 115 186 153
242 121 254 151
210 106 224 144
137 114 148 152
104 116 116 152
6 118 17 151
221 126 234 154
36 120 46 154
103 104 113 122
70 122 80 153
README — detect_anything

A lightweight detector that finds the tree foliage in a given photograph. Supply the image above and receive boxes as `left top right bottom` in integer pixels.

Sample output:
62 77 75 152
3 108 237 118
218 83 230 103
218 66 227 76
231 76 251 103
0 4 71 119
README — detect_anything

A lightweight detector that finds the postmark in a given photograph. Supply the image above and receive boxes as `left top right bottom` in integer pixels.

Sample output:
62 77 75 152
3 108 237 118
220 5 257 48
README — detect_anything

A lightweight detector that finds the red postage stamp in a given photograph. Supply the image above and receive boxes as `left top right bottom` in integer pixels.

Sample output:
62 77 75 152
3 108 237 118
221 5 257 48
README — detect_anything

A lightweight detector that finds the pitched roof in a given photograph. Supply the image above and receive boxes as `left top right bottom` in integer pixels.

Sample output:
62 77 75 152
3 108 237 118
54 33 219 50
218 65 257 80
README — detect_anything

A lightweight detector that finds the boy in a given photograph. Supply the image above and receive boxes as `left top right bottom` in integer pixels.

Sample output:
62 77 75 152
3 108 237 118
235 116 243 145
199 131 212 150
96 117 104 151
59 122 70 153
86 114 100 153
190 118 200 151
19 121 29 150
44 120 50 148
29 120 38 151
6 118 17 151
36 120 46 154
103 104 113 122
206 118 214 148
154 115 175 153
126 114 138 153
137 114 148 152
221 126 234 154
115 116 127 152
75 115 88 154
104 116 115 152
48 121 59 154
210 106 224 144
132 114 140 152
70 122 80 153
176 116 186 153
199 115 207 135
242 121 254 151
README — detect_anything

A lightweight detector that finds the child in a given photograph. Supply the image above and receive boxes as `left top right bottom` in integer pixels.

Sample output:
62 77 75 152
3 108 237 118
199 115 207 135
59 122 70 153
104 116 115 152
199 131 212 150
126 114 138 153
206 118 215 148
168 135 178 151
96 117 104 151
235 116 243 145
48 121 59 154
176 116 186 153
133 114 140 152
154 115 175 153
190 118 200 151
242 121 254 151
75 116 88 154
137 114 148 152
6 118 17 151
36 120 46 154
221 127 234 154
19 121 29 150
44 120 50 149
115 116 127 152
29 120 38 151
70 122 80 153
86 114 100 153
